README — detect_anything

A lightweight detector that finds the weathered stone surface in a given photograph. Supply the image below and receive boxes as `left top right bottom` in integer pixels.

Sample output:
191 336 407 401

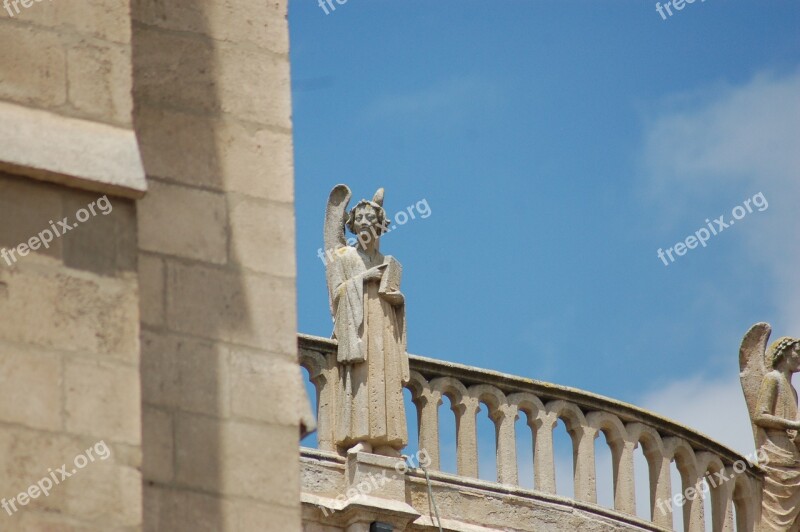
229 347 304 425
19 0 132 44
62 193 138 276
0 251 139 365
229 196 295 277
0 102 146 198
0 173 64 260
65 359 141 445
67 43 133 127
132 0 289 53
133 28 291 128
134 106 295 202
141 330 228 416
0 25 67 108
165 261 296 353
175 414 300 505
142 406 173 484
0 345 62 431
138 253 165 326
64 453 142 526
138 180 227 264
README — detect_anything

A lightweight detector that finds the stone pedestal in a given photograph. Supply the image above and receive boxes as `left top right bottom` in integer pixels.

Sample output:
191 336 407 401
340 452 418 531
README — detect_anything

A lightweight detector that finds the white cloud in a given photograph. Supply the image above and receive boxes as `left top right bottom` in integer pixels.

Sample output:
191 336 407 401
642 69 800 332
638 373 754 455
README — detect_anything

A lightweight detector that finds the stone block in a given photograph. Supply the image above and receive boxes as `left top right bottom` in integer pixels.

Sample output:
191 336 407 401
138 253 165 327
144 484 236 532
64 450 142 526
223 421 301 506
234 499 301 532
0 174 64 261
173 413 220 494
132 28 218 116
0 426 80 514
132 0 289 54
0 344 62 431
142 406 173 484
133 106 219 188
166 261 296 354
67 42 133 127
64 359 141 445
229 347 303 426
19 0 131 44
0 265 139 363
216 42 292 128
345 452 407 502
141 330 228 416
134 106 294 202
0 24 66 108
133 27 291 127
229 195 295 277
62 192 138 276
16 512 110 531
137 180 227 263
174 415 300 506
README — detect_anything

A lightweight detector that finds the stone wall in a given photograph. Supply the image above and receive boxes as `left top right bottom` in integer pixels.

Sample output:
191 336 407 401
0 0 303 530
0 174 142 530
131 1 303 531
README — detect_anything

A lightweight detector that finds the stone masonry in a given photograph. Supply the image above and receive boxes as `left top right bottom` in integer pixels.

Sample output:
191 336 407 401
0 0 304 530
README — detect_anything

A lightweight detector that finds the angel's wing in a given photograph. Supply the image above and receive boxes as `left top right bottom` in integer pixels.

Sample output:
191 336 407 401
324 184 351 257
739 322 772 444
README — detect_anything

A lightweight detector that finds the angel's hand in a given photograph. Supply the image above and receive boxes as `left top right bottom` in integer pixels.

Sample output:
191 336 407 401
363 264 387 281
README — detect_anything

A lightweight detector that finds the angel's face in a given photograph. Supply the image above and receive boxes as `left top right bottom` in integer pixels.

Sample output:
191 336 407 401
789 343 800 372
353 205 380 237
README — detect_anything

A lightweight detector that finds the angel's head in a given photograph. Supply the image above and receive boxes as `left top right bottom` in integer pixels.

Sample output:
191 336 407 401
768 337 800 371
346 189 387 240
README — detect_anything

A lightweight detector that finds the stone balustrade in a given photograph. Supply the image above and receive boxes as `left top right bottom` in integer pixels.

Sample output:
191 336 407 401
299 334 763 531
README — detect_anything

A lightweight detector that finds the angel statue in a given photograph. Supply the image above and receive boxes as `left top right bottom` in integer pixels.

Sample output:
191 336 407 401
740 322 800 531
323 184 409 457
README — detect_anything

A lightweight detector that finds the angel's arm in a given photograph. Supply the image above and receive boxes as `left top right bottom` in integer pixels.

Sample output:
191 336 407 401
754 373 800 431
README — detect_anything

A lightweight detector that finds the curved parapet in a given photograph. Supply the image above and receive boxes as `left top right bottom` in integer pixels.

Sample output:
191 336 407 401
299 334 763 531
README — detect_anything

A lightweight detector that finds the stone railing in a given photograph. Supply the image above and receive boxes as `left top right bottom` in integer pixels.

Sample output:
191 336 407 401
299 334 762 531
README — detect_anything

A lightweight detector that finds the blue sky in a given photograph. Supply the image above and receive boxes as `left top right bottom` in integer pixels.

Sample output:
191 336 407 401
289 0 800 472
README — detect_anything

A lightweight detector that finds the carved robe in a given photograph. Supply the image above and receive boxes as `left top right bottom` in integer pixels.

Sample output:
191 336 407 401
757 373 800 530
327 246 409 450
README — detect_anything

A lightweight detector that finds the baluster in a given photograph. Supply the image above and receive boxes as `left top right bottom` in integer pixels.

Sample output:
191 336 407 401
614 437 637 515
455 396 480 478
493 403 519 485
534 411 558 494
573 424 597 503
713 466 736 532
686 475 705 532
415 387 442 470
650 453 673 528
